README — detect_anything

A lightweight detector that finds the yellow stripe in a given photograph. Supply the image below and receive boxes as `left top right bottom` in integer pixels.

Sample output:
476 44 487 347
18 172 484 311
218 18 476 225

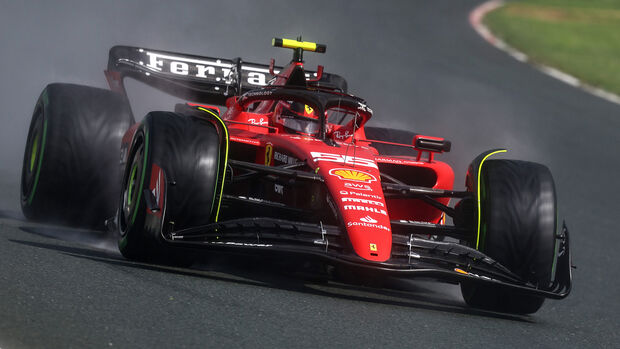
198 107 229 222
281 38 317 52
475 149 507 250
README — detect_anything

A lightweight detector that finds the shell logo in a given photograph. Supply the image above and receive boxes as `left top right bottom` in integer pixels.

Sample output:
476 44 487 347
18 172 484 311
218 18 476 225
329 168 377 183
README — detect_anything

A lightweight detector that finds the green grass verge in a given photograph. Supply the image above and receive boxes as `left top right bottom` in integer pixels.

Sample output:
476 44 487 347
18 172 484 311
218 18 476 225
484 0 620 95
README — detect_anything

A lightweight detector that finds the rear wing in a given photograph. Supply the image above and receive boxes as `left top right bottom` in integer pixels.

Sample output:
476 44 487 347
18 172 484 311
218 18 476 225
106 45 348 105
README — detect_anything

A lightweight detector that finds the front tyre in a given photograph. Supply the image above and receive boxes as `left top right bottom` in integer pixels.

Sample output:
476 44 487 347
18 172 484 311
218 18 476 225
461 160 557 314
118 112 223 265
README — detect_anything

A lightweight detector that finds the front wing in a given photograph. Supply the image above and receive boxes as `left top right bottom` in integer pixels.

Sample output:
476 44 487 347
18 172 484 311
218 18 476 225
164 216 572 300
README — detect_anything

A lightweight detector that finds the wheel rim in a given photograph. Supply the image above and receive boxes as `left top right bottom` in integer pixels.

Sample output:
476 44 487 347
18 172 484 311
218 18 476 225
30 133 39 172
127 162 138 206
120 137 145 235
21 107 47 205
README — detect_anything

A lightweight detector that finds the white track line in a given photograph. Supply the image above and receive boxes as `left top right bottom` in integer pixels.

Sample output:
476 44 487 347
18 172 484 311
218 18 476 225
469 0 620 105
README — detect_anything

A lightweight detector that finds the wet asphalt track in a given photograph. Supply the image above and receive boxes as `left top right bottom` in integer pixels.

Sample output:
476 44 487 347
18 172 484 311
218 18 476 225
1 0 620 347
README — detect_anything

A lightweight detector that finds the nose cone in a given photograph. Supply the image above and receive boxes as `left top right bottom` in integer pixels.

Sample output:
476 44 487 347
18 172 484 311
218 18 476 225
314 156 392 262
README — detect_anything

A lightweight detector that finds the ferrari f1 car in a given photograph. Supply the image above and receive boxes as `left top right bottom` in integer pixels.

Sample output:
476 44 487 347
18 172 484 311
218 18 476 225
20 37 571 314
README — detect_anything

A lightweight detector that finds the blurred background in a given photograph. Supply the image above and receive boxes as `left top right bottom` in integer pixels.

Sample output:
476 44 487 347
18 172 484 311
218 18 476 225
1 0 619 347
0 0 577 208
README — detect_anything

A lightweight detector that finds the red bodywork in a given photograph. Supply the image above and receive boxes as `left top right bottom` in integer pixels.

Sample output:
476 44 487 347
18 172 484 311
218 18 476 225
117 53 455 263
215 61 454 262
107 43 572 304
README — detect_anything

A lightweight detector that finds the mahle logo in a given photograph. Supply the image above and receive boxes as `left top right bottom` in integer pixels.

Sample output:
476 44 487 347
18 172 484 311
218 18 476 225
329 168 376 183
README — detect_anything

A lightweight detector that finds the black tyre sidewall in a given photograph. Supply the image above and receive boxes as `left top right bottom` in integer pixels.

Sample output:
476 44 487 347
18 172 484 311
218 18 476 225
20 83 134 228
21 101 45 219
118 112 221 264
118 127 150 259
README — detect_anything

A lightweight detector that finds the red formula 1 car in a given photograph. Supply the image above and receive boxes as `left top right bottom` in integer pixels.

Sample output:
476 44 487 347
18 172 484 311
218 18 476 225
20 37 571 314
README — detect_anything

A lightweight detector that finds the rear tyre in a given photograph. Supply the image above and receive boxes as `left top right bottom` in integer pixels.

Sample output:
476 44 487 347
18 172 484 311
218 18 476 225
364 127 417 156
20 83 134 228
461 160 557 314
118 112 222 266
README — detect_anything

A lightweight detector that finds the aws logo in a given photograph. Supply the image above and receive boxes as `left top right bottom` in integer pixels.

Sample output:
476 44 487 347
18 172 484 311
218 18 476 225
344 182 372 191
328 168 376 183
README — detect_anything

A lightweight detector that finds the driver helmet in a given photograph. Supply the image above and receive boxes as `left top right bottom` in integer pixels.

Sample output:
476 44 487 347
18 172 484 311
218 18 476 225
274 101 319 135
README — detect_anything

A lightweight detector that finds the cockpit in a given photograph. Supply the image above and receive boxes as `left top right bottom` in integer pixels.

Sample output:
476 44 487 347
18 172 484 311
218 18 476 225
227 87 372 141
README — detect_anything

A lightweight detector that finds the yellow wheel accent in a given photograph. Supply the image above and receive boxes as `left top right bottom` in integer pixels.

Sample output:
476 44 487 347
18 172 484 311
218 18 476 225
127 162 138 206
30 133 39 172
198 107 229 222
475 149 507 250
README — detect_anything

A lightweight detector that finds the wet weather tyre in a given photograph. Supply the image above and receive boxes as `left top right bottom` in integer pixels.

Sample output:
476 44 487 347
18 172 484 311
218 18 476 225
117 112 222 266
461 160 557 314
20 83 134 228
364 127 417 156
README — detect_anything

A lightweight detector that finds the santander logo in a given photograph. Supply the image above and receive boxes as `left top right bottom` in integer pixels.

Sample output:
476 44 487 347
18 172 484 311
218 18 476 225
360 216 378 223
